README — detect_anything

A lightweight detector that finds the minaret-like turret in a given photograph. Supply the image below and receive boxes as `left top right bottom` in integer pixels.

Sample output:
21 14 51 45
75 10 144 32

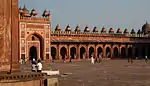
93 27 98 32
65 24 71 32
75 25 80 32
84 25 90 32
101 26 106 33
109 28 114 33
30 8 37 16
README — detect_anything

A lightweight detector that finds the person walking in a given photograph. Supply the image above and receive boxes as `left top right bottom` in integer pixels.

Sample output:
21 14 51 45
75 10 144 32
69 56 72 63
31 61 37 72
145 56 148 62
91 55 94 64
37 60 42 73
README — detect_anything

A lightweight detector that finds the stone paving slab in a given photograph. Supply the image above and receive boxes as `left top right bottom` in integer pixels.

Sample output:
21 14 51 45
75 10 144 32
21 60 150 86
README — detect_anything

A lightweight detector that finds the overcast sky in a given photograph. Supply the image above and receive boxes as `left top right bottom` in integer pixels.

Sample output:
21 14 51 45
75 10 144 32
19 0 150 32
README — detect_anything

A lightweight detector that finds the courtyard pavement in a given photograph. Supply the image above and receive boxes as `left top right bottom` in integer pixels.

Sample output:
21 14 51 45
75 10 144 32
21 60 150 86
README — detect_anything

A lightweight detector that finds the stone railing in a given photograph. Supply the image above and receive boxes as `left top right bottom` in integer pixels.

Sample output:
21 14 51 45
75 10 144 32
51 31 148 38
0 73 47 81
20 17 50 23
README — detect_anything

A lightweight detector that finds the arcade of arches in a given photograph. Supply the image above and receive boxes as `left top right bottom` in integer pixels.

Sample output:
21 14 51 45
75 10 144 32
51 44 150 60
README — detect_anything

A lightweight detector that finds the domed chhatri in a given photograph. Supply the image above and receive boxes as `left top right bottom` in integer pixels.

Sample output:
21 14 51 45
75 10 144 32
65 24 71 31
109 28 114 33
84 25 90 32
30 8 37 16
22 5 30 17
131 29 135 34
93 27 98 32
55 24 61 31
75 25 80 32
19 7 24 15
124 28 129 34
142 21 150 34
116 28 122 33
101 26 106 33
137 29 142 34
42 9 50 17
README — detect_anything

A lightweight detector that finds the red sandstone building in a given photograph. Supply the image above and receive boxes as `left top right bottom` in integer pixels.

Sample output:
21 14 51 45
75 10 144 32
19 6 51 61
19 6 150 61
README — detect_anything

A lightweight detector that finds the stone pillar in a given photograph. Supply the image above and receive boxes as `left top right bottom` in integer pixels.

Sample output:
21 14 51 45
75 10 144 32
118 46 121 58
103 47 106 58
77 45 80 59
95 46 97 58
57 45 61 60
86 45 89 59
110 47 113 59
68 45 70 59
0 0 19 73
11 0 19 72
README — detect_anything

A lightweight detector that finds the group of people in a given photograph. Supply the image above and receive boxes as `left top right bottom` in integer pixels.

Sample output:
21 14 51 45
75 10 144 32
91 54 103 64
31 59 43 72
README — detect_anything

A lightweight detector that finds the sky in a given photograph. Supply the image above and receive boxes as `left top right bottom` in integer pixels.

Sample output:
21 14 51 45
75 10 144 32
19 0 150 32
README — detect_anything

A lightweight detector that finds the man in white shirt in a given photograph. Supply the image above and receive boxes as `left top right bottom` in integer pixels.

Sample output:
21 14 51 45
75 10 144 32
37 60 42 72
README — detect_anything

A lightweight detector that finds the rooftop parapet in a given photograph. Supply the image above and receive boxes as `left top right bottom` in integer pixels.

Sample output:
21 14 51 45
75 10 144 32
52 24 147 37
51 30 147 38
19 5 50 23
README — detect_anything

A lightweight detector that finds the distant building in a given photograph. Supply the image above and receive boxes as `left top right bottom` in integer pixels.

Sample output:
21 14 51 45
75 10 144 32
19 6 150 61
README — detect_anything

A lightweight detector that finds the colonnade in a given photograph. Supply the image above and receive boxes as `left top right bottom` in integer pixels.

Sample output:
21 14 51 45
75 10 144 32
51 43 150 60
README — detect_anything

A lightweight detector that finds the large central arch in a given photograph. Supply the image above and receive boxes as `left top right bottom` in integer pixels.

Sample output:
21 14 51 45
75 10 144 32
27 33 44 60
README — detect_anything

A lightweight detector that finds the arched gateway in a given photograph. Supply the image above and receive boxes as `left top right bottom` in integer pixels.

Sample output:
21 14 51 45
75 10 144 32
19 10 51 61
27 33 44 60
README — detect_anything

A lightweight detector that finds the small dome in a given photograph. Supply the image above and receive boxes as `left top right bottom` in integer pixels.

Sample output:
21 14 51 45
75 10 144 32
42 9 50 17
109 28 114 33
19 7 24 14
65 24 71 31
55 24 61 31
142 21 150 34
116 28 122 33
131 29 135 34
124 28 129 34
101 26 106 33
30 8 37 16
93 27 98 32
75 25 80 32
84 25 90 32
22 5 30 17
137 29 141 34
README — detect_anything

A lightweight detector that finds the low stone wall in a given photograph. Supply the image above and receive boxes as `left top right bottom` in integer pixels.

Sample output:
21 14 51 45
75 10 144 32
0 73 59 86
0 79 45 86
0 78 59 86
